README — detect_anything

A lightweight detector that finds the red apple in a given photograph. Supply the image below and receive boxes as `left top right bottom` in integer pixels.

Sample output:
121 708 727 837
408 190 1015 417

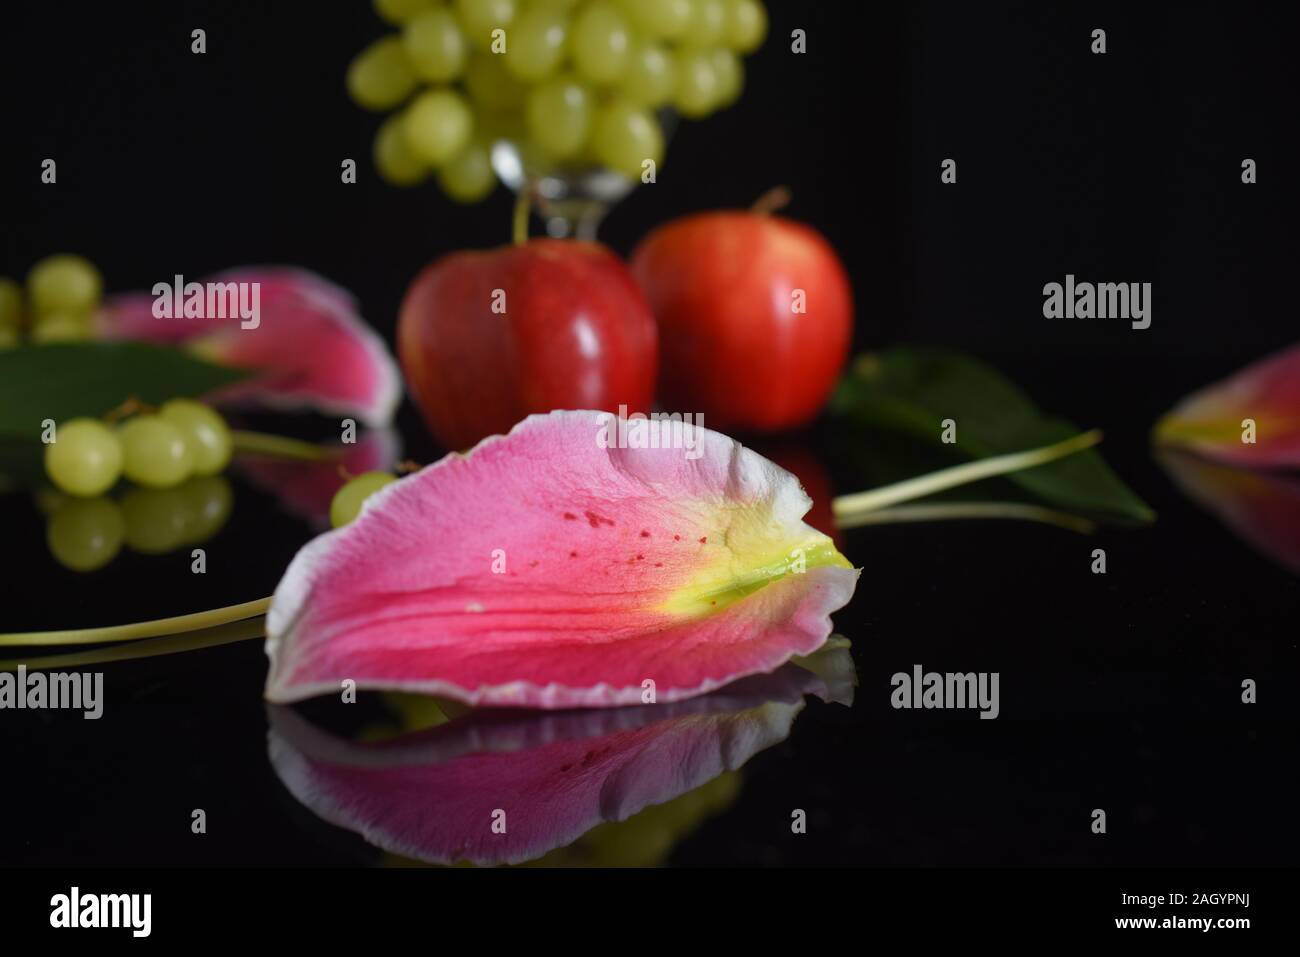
631 209 853 432
399 239 658 450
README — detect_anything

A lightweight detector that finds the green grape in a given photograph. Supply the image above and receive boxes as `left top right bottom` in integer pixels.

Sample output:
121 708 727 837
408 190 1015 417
502 6 568 81
47 497 126 572
0 277 21 331
525 76 593 160
616 0 691 39
181 475 234 545
159 399 231 477
404 8 467 82
120 485 196 554
44 418 123 497
118 415 194 489
618 39 676 107
474 106 528 146
402 89 474 164
592 101 664 179
682 0 727 47
27 254 102 319
723 0 766 52
374 0 436 25
571 2 631 84
438 139 497 202
710 48 743 108
330 472 398 528
674 49 720 117
346 37 418 111
453 0 516 44
374 115 430 186
31 312 94 343
463 50 528 111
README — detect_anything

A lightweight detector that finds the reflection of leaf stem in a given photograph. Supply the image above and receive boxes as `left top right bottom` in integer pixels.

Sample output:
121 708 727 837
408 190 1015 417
0 597 269 647
838 501 1095 535
231 430 336 461
0 616 265 671
831 429 1102 524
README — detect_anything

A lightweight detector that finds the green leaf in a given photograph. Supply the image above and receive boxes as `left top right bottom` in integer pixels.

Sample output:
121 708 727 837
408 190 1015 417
0 342 247 441
830 347 1155 523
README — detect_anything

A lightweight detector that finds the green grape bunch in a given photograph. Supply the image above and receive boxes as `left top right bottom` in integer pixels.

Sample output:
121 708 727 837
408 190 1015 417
0 253 104 349
348 0 768 202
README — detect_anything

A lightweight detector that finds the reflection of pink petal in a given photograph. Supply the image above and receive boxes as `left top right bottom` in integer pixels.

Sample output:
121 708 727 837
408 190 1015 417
237 429 401 529
99 267 401 427
1154 344 1300 467
1159 450 1300 575
267 643 853 866
265 411 859 707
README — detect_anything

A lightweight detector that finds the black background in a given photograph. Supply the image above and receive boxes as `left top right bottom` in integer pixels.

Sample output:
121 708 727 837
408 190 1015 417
1 1 1297 871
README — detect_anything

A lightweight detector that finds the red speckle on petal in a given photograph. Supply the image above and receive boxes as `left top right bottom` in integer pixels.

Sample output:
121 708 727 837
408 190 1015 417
654 562 663 568
640 529 650 538
699 536 708 544
674 534 681 541
569 550 578 558
584 510 615 528
563 512 577 521
636 554 644 561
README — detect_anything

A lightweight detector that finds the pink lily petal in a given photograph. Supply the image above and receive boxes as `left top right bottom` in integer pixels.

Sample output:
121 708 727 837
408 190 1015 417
267 641 854 866
1154 343 1300 467
1159 450 1300 576
265 411 859 707
99 267 401 427
236 428 402 530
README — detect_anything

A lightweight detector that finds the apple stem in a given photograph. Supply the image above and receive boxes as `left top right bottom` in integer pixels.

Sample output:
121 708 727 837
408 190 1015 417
513 186 532 246
751 185 792 216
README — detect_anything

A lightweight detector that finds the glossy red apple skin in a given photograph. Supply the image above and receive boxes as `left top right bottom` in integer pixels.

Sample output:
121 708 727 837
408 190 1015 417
399 239 658 450
631 212 853 432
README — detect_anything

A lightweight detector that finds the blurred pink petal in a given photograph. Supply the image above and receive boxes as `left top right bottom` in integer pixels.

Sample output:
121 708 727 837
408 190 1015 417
237 428 401 529
267 641 854 866
1154 344 1300 467
265 410 858 707
99 267 401 427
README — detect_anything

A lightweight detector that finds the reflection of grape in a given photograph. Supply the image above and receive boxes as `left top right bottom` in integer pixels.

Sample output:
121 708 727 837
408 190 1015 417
47 497 125 572
27 254 102 318
120 485 195 554
160 399 232 477
118 416 193 489
591 101 663 178
347 37 418 111
331 472 398 528
404 8 467 82
526 76 593 159
403 89 474 164
45 418 123 497
182 475 234 545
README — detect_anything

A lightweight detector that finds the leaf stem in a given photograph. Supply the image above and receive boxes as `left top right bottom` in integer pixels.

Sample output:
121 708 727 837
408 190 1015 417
0 616 266 672
231 430 336 461
513 186 532 246
837 501 1096 534
831 429 1103 523
0 597 271 647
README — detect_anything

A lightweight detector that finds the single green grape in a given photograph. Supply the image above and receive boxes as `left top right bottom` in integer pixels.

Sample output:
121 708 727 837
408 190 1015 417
683 0 727 47
403 89 474 165
31 312 94 343
346 37 418 111
120 485 196 554
453 0 516 44
0 277 22 332
618 40 676 107
571 2 631 84
710 48 743 108
118 415 194 489
438 139 497 202
591 101 664 179
47 497 126 572
330 472 398 528
159 399 232 477
502 6 568 81
374 115 430 186
180 475 234 545
374 0 435 25
404 8 467 82
525 76 594 160
27 254 102 319
616 0 691 39
463 50 529 111
723 0 766 52
44 418 123 497
674 48 720 117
